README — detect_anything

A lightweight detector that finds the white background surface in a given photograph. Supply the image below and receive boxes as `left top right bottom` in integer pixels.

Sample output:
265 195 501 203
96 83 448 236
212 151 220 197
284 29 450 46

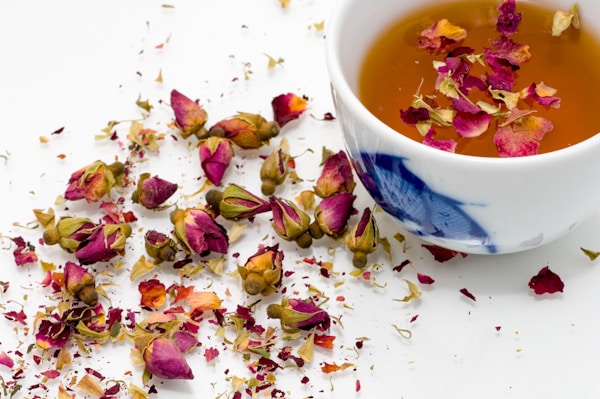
2 1 600 398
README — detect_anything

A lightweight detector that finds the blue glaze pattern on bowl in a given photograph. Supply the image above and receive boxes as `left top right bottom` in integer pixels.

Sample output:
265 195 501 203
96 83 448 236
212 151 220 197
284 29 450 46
354 152 497 253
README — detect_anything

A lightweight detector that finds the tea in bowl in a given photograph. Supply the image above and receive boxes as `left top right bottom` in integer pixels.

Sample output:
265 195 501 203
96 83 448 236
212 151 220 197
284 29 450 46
325 0 600 254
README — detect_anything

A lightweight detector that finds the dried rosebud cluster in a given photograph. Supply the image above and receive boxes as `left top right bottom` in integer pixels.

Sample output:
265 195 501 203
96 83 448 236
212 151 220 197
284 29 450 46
25 84 386 391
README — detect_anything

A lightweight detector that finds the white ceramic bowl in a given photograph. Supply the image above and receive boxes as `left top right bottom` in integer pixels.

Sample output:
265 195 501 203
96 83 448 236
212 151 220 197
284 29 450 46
326 0 600 254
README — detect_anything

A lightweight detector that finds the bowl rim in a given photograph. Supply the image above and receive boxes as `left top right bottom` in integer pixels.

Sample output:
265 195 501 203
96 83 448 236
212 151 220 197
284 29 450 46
324 0 600 167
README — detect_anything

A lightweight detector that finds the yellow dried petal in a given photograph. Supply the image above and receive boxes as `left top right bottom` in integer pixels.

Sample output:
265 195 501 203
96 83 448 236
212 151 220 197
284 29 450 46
76 374 104 397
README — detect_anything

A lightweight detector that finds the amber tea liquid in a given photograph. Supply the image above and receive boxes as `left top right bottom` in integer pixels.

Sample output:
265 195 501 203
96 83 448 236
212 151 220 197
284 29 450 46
359 1 600 157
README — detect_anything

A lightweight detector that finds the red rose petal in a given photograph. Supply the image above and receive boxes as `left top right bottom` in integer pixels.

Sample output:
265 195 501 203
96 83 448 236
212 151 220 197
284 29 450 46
528 266 564 295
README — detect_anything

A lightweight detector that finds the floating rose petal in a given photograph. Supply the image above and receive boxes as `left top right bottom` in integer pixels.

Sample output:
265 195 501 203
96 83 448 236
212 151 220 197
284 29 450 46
520 82 561 109
418 19 467 53
528 266 564 295
454 111 491 138
400 107 430 125
552 5 580 36
271 93 307 127
490 36 531 66
496 0 522 35
494 115 553 157
422 129 457 153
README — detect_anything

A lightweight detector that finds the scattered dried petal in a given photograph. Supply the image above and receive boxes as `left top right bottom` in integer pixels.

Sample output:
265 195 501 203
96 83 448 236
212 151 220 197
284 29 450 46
528 266 564 295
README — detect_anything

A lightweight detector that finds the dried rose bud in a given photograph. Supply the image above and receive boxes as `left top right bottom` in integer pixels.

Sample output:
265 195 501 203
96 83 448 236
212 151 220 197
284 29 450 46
75 223 132 265
310 192 356 240
131 173 178 209
64 261 98 305
266 297 330 333
314 150 356 198
271 93 307 127
199 136 234 186
237 244 284 296
345 208 379 268
142 337 194 380
269 196 312 249
170 207 229 256
208 112 279 149
43 216 98 254
64 160 125 203
260 147 290 196
144 230 178 264
170 89 208 140
206 183 271 221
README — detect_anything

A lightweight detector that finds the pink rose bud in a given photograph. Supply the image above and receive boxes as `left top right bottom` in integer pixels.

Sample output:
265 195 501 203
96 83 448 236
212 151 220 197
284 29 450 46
144 230 178 264
170 89 209 140
269 196 312 249
199 136 234 186
143 337 194 380
312 192 356 239
75 223 132 265
271 93 307 127
132 173 178 209
237 244 284 296
208 112 279 149
64 160 125 203
266 297 331 333
170 207 229 256
206 183 271 221
314 150 356 198
42 216 98 254
345 208 379 268
64 261 98 305
260 147 291 196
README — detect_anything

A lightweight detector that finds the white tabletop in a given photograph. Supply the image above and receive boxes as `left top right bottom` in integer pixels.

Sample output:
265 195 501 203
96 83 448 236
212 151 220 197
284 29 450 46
1 1 600 398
